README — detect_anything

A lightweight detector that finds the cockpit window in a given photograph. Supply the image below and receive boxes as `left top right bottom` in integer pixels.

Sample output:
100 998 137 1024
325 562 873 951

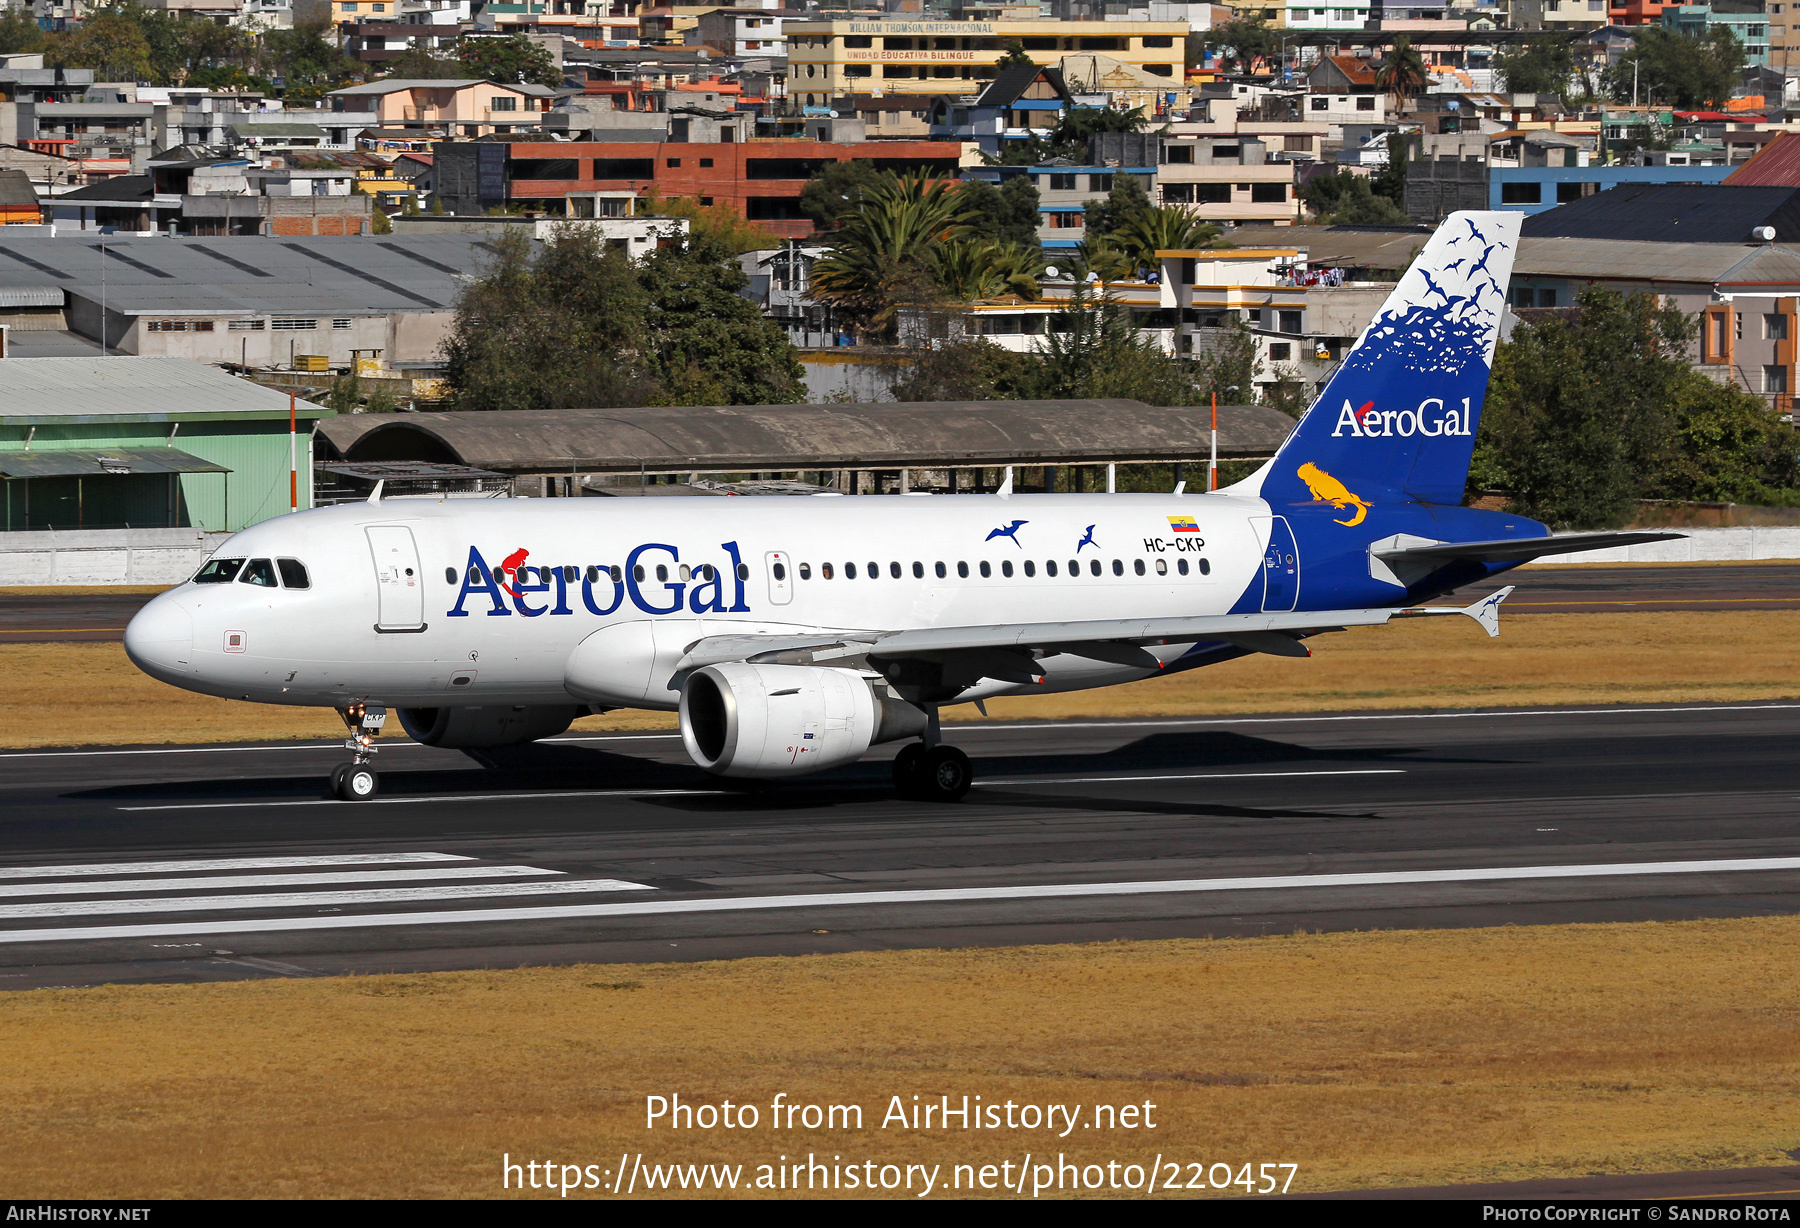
240 558 278 587
194 557 244 584
277 558 310 589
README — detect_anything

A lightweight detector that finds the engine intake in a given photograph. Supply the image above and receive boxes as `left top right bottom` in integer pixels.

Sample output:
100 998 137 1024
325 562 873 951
680 663 926 779
397 705 583 750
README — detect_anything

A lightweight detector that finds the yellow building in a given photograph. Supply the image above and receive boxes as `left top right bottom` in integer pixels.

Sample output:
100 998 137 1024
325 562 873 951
784 16 1188 101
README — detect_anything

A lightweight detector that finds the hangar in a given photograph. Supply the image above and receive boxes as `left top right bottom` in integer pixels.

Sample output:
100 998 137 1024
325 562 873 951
314 399 1298 495
0 357 331 532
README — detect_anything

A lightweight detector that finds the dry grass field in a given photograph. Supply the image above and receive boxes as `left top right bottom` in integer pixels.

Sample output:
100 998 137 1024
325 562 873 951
3 917 1799 1199
7 609 1798 748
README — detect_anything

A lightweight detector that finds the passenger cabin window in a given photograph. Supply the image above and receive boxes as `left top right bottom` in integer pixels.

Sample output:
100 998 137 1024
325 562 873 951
194 557 244 584
276 558 310 589
799 563 813 580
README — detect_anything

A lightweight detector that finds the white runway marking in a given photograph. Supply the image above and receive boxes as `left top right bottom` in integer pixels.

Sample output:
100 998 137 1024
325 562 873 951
976 769 1406 787
5 856 1798 945
0 878 652 921
118 788 727 812
0 732 687 759
0 853 472 879
0 865 560 900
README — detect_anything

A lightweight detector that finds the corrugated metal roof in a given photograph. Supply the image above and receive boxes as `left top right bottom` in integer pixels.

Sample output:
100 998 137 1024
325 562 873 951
1725 131 1800 186
1518 183 1800 243
0 286 62 306
317 401 1299 472
0 445 230 478
1512 236 1800 286
0 233 505 316
0 357 332 421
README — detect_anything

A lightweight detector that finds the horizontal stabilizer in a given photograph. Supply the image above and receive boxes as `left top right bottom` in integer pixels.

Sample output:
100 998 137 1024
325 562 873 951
1374 530 1686 567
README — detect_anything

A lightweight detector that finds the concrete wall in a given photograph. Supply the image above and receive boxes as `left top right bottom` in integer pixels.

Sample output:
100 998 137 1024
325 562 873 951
1537 527 1800 564
797 350 908 402
0 526 231 584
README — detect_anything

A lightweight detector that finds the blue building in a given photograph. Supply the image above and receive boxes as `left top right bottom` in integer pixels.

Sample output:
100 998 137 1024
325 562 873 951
1490 163 1734 213
1660 4 1770 69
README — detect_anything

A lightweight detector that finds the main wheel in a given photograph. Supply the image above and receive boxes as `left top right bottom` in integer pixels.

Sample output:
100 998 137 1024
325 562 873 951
919 746 972 803
892 742 927 798
337 765 379 801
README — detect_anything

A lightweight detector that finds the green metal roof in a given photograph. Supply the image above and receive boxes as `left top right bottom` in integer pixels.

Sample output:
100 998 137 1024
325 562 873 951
0 446 231 479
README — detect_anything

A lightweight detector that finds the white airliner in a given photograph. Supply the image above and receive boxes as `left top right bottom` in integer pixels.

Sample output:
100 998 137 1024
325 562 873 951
125 212 1675 801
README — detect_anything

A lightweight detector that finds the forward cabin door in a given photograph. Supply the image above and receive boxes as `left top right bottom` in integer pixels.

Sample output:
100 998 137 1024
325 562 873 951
367 524 426 631
765 550 793 606
1261 516 1299 613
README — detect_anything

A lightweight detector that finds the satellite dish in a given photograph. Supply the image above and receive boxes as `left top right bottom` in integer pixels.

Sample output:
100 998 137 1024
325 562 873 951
1043 265 1059 278
1753 225 1777 242
828 109 838 118
1085 271 1099 283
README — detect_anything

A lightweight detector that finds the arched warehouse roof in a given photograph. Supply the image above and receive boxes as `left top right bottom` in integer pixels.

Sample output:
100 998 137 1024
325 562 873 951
313 399 1298 476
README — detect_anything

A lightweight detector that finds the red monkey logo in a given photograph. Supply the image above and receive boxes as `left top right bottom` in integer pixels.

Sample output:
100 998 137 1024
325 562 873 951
496 548 528 598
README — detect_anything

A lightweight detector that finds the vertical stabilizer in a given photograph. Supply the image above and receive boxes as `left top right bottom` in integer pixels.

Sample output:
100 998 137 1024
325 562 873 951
1233 211 1521 509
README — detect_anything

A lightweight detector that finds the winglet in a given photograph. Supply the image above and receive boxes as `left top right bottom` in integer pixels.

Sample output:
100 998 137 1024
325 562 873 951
1465 585 1513 638
367 479 384 503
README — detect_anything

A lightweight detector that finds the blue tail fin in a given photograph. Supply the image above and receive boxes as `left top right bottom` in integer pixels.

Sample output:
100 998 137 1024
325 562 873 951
1239 211 1520 512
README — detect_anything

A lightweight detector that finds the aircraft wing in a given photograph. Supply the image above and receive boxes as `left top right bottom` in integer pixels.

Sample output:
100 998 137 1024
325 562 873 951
673 589 1515 685
1373 530 1685 566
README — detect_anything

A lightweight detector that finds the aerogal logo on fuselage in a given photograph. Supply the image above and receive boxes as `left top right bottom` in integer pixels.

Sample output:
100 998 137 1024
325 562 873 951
446 542 752 619
1331 398 1474 439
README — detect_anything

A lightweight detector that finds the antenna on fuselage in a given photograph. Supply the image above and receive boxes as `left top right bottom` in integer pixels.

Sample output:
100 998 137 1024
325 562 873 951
367 480 384 503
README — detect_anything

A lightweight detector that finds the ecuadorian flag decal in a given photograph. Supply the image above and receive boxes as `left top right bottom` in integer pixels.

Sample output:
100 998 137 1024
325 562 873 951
1167 515 1200 533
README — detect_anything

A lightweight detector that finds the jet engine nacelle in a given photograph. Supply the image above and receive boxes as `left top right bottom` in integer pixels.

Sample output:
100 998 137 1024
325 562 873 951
679 663 927 779
396 704 584 750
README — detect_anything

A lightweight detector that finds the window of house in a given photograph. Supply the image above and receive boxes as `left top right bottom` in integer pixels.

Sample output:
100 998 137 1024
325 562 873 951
491 96 517 111
332 318 351 329
1278 310 1302 333
1284 135 1312 152
1356 96 1375 111
1311 96 1329 111
1196 183 1231 203
1049 173 1076 190
272 317 319 330
1163 183 1194 203
1766 364 1789 394
1089 174 1113 192
229 319 263 331
1766 313 1788 340
1500 182 1542 204
1270 342 1292 361
1164 144 1193 164
1251 183 1286 203
700 158 713 167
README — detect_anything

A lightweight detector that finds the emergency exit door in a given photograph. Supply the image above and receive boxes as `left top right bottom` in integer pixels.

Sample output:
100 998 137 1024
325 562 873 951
367 524 426 631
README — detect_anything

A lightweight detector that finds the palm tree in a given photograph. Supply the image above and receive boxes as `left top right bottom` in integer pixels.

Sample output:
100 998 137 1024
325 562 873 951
1110 206 1231 273
811 174 976 339
1376 36 1429 111
932 239 1044 302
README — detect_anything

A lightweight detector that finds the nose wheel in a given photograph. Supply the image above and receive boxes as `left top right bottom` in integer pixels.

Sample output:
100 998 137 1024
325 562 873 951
332 703 386 801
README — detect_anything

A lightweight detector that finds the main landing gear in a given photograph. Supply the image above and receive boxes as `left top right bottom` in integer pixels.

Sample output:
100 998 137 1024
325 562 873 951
332 703 386 801
892 707 972 802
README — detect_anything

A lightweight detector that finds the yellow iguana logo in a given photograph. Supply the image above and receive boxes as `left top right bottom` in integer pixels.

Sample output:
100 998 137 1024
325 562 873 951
1297 462 1372 527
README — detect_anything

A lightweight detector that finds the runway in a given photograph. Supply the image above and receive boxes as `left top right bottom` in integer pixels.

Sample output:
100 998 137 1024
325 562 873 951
3 562 1800 643
6 701 1800 990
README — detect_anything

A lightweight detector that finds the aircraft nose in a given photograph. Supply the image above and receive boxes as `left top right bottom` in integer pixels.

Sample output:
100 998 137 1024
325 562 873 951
124 592 193 682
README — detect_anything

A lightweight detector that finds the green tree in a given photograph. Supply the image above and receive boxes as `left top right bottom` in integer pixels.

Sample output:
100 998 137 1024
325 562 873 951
1037 283 1197 403
458 33 563 88
1376 36 1429 110
1187 314 1261 406
957 175 1041 249
799 159 894 230
370 207 393 234
263 21 356 102
1262 365 1311 418
1200 19 1281 73
1299 170 1410 225
997 105 1146 165
1603 25 1742 108
1652 372 1800 503
1370 132 1410 209
891 338 1042 402
638 230 806 406
639 189 784 253
995 40 1036 72
49 11 152 83
1082 171 1154 242
1495 35 1577 97
383 47 469 81
1473 285 1692 527
444 229 657 412
0 11 43 55
931 239 1043 302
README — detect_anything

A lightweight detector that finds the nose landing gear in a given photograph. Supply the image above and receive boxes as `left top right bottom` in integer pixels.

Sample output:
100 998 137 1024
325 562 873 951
332 703 386 801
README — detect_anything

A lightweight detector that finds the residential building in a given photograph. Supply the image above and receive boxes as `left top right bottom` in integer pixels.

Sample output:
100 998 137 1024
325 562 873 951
1284 1 1374 31
340 19 471 64
1156 132 1301 225
433 136 963 235
1489 164 1736 213
782 15 1186 105
325 79 556 137
1156 243 1396 398
687 7 792 58
390 211 691 260
1662 2 1771 68
0 357 334 534
1607 0 1674 21
927 63 1073 158
1513 0 1613 28
966 161 1157 249
843 94 937 138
